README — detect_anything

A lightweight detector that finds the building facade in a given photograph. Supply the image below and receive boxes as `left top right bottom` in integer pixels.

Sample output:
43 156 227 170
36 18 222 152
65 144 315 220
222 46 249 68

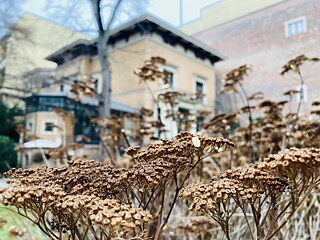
0 13 89 106
21 15 222 165
181 0 320 114
46 15 222 138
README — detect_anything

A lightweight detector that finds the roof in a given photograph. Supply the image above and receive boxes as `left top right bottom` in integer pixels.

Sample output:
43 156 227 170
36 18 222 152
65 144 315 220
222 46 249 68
111 101 138 114
23 138 62 149
46 14 224 65
25 91 138 114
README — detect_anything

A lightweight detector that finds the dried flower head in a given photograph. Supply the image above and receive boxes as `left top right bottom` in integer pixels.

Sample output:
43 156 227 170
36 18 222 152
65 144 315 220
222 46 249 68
70 78 97 101
280 55 320 75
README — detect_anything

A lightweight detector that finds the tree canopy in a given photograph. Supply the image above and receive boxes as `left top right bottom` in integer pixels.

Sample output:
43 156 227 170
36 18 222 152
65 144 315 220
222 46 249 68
0 101 23 142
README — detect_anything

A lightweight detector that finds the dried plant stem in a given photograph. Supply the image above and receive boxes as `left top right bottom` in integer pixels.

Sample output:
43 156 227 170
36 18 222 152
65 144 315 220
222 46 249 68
83 106 115 163
282 67 304 149
100 139 116 165
295 68 304 120
122 130 131 147
250 203 263 239
238 81 255 161
232 92 238 112
266 181 320 240
156 151 205 238
238 204 255 240
143 80 157 104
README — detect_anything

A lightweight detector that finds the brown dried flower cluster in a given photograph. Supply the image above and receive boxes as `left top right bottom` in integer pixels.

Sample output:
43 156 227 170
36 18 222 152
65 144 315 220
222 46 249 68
134 56 170 83
129 131 235 163
1 131 234 239
280 55 320 75
70 78 97 100
124 132 234 191
181 165 286 212
209 56 320 167
203 113 238 138
1 159 153 239
174 217 216 237
220 64 251 93
180 147 320 240
5 159 128 198
258 147 320 182
1 185 151 237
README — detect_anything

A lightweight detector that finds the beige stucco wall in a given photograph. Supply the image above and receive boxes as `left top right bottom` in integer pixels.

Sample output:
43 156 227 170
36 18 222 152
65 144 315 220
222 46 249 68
1 12 89 106
51 33 216 141
55 57 92 81
6 13 89 80
69 37 216 111
19 33 218 163
26 112 73 145
180 0 286 35
53 34 216 112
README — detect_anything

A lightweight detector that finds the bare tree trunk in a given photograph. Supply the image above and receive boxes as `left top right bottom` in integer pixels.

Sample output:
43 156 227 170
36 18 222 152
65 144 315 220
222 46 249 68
90 0 122 118
97 38 111 118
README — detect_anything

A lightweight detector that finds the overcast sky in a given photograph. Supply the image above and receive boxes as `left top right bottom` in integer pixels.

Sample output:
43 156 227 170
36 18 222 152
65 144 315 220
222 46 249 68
22 0 219 27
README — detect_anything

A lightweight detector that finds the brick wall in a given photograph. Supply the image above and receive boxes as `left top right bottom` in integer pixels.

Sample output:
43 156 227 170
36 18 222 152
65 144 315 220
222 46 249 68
193 0 320 115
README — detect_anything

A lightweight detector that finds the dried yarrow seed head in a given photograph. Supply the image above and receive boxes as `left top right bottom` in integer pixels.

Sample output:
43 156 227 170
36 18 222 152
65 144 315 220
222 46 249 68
181 163 288 214
180 178 243 212
1 185 152 234
174 216 216 234
202 113 239 140
126 132 234 166
126 158 189 191
258 147 320 181
157 91 184 106
218 165 287 193
248 91 264 101
4 158 129 198
125 146 141 156
70 78 97 101
61 196 152 230
220 64 251 93
280 55 320 75
134 56 169 83
1 161 153 238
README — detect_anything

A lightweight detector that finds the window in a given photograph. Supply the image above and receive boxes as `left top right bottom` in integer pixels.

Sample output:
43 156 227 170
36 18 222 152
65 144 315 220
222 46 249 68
193 75 207 103
285 17 307 37
162 65 177 89
44 122 54 132
196 117 205 132
27 122 33 133
296 84 308 103
178 108 190 132
92 73 101 94
196 81 204 95
164 71 174 88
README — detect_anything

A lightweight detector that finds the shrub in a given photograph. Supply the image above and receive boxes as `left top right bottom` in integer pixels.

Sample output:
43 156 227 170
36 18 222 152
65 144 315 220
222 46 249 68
0 135 17 173
0 102 23 142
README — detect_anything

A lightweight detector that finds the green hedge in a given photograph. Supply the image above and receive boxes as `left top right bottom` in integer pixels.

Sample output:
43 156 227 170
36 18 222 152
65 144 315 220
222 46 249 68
0 136 17 173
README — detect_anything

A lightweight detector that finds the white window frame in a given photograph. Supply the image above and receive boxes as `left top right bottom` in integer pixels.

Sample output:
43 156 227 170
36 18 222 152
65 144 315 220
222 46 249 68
296 84 308 103
91 72 102 94
178 101 197 134
285 16 307 37
193 75 207 104
42 120 58 135
162 65 178 90
27 120 34 135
